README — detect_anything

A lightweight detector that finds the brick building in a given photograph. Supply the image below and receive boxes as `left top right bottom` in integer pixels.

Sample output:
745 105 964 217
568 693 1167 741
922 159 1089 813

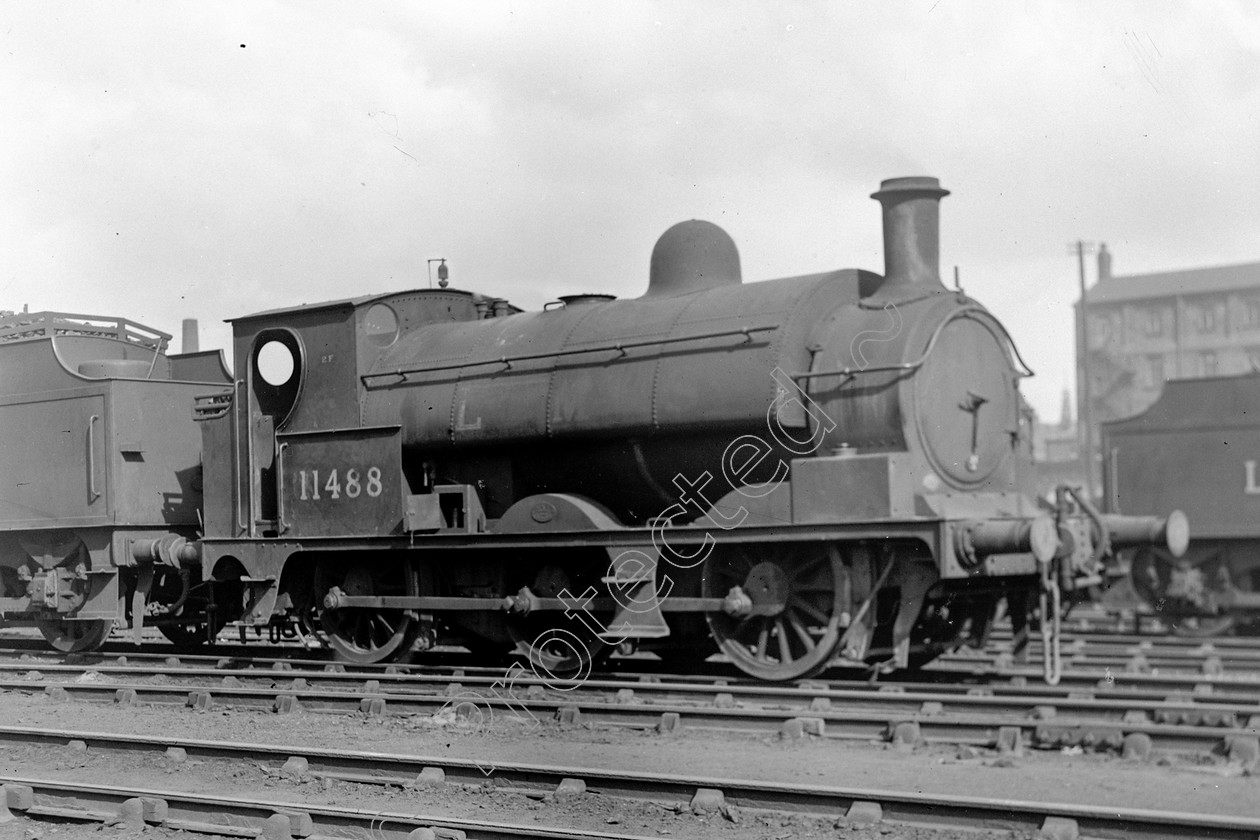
1074 246 1260 488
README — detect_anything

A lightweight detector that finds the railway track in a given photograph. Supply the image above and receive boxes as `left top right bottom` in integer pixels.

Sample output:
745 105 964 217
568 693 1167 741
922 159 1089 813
986 625 1260 649
2 656 1257 761
0 776 641 840
4 633 1260 690
1 626 1258 838
4 654 1257 724
950 637 1260 675
4 636 1260 703
7 618 1260 678
3 729 1260 840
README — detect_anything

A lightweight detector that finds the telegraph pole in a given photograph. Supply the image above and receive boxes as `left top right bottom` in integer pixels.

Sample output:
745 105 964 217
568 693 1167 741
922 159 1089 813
1071 240 1097 498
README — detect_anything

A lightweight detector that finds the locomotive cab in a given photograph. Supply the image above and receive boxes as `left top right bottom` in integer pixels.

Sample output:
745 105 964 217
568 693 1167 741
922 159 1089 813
199 289 517 542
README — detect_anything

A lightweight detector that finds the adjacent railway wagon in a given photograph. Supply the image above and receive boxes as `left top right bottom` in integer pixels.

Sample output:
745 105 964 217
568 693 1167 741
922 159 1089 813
0 312 230 649
2 177 1186 681
1103 373 1260 634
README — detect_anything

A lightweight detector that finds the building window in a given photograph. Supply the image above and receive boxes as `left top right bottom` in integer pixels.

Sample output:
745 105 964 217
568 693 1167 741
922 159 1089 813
1146 354 1165 387
1201 351 1218 376
1242 299 1260 330
1139 306 1167 338
1191 303 1219 333
1087 313 1113 349
1248 347 1260 372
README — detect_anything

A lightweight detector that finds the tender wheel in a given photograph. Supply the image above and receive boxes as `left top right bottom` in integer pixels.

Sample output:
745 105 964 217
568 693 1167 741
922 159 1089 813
35 617 112 653
1130 546 1242 637
158 620 217 648
703 544 846 681
1171 615 1237 638
315 557 419 665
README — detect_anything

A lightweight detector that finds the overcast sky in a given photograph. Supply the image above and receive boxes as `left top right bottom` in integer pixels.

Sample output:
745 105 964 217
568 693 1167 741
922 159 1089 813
2 1 1258 420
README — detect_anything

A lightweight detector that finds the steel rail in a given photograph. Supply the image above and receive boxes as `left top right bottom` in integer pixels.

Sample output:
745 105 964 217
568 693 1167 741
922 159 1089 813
3 759 1260 840
956 638 1260 668
986 627 1260 650
943 649 1260 675
0 659 1256 731
3 638 1260 704
2 672 1253 757
0 775 643 840
4 634 1260 710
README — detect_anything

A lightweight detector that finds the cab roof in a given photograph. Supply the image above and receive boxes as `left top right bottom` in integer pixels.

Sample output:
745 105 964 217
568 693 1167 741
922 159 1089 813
228 287 481 324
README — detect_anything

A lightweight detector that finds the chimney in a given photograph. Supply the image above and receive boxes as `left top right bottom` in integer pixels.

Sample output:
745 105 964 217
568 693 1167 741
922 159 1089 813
1097 243 1112 283
181 319 199 354
869 176 950 299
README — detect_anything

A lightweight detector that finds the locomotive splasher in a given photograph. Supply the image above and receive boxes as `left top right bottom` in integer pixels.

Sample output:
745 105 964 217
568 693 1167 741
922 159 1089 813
179 176 1188 680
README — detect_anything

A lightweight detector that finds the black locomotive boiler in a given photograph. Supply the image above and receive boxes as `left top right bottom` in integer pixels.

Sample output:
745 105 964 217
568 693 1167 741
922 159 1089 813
2 177 1187 682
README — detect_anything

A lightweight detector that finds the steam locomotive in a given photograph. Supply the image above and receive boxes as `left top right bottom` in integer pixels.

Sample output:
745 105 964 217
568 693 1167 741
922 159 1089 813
1103 372 1260 636
0 177 1187 681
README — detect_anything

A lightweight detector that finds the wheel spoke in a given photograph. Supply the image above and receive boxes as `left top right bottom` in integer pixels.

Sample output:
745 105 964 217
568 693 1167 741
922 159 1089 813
787 610 817 650
787 555 826 582
791 597 831 625
355 612 368 643
755 620 770 662
775 619 793 664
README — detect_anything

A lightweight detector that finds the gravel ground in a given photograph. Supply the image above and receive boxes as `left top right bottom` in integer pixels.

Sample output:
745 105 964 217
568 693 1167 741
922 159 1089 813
0 686 1254 839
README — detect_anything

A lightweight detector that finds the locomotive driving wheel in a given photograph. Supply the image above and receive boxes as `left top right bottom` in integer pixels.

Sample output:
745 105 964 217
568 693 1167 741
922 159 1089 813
506 562 611 678
34 617 112 653
703 543 847 681
314 556 419 665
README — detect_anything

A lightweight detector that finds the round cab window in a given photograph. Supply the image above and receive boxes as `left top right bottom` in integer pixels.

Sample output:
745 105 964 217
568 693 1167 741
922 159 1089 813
256 340 296 386
364 303 399 347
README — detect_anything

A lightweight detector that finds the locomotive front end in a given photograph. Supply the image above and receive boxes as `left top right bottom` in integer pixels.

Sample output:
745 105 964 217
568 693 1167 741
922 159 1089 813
768 177 1188 679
